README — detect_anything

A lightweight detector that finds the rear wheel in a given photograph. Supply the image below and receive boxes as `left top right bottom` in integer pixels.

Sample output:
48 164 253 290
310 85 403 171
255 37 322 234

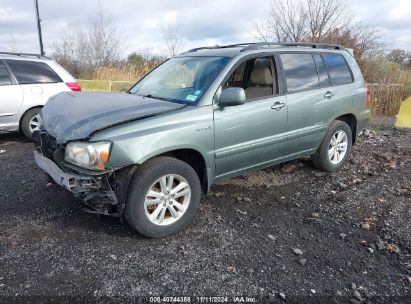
124 157 201 238
311 120 352 172
21 108 41 140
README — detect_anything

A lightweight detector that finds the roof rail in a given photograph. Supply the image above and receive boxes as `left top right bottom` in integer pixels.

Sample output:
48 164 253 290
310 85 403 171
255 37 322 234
0 52 50 59
240 42 344 52
183 43 253 54
182 42 345 54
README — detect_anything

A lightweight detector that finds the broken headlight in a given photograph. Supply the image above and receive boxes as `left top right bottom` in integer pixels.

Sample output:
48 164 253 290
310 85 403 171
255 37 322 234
64 141 112 171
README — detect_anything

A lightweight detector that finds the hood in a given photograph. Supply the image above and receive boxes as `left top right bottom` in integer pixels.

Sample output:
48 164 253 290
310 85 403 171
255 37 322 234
40 92 184 143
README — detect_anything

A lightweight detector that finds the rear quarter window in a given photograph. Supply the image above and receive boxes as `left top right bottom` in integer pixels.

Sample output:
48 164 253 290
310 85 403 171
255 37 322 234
0 61 12 86
322 53 353 85
280 53 319 93
5 60 62 85
313 54 330 87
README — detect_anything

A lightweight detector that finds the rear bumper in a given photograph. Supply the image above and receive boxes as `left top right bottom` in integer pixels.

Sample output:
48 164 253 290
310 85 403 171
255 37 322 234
356 110 370 136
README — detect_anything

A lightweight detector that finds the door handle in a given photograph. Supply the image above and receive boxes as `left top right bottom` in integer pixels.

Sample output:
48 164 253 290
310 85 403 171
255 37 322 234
324 91 335 99
271 102 286 110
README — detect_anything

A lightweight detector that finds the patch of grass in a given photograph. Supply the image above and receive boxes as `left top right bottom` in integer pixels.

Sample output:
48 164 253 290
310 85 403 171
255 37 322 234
79 80 111 92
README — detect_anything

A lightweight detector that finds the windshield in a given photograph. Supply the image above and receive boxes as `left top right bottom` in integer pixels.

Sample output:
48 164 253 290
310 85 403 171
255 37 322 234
129 56 230 104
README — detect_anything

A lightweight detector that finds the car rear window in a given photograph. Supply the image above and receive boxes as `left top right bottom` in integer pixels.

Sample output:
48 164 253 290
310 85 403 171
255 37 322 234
0 61 11 86
322 53 353 85
5 60 62 84
280 53 319 93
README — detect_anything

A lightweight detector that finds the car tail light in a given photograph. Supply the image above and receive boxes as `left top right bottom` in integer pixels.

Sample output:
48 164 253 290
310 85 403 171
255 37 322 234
66 82 81 92
366 87 371 109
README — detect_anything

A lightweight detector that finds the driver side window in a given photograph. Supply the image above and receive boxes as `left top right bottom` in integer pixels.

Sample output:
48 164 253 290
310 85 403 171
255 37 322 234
224 56 278 100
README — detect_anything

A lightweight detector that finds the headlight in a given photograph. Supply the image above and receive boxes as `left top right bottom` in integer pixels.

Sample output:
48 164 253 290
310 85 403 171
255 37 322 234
64 141 112 171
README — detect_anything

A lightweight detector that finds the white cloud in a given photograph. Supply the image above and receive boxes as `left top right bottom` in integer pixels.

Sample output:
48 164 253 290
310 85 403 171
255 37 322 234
388 0 411 20
0 0 410 55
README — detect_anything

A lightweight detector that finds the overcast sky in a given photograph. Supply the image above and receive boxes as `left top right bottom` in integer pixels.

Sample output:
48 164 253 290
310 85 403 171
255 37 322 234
0 0 410 56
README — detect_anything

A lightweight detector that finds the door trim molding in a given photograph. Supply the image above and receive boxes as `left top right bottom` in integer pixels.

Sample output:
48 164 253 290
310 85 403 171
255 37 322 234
0 113 15 117
215 133 287 159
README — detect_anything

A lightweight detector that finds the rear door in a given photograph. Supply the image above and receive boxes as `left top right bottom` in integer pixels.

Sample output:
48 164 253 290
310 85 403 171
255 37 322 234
0 60 24 131
279 52 328 155
214 55 287 179
321 52 355 113
5 59 70 116
279 52 353 156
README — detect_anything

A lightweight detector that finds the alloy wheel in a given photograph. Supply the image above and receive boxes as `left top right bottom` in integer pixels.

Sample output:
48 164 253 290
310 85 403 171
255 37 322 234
328 130 348 165
28 114 40 134
144 174 191 226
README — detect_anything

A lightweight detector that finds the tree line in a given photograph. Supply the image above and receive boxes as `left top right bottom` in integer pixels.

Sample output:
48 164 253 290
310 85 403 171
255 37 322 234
51 0 410 83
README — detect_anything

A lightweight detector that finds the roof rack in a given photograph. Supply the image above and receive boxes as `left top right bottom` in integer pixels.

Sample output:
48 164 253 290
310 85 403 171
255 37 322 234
240 42 344 52
183 43 254 54
0 52 50 59
183 42 345 54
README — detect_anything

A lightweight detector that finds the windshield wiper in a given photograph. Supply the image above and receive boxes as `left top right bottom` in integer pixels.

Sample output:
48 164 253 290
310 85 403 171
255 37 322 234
140 94 180 103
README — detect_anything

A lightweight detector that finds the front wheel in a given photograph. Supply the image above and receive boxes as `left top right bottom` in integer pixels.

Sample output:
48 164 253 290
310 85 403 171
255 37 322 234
311 120 352 172
124 157 201 238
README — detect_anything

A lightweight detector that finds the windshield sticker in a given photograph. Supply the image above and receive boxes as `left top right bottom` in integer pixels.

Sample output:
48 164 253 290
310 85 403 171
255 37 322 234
194 90 202 96
185 95 198 102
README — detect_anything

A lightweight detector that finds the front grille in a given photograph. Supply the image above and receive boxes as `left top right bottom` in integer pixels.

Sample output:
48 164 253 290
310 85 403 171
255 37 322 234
39 132 58 160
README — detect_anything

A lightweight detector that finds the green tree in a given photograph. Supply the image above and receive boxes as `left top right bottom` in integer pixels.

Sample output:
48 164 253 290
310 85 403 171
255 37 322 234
127 52 145 69
386 49 407 64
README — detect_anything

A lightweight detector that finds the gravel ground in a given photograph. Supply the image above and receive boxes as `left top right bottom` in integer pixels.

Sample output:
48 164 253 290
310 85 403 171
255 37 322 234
0 120 410 303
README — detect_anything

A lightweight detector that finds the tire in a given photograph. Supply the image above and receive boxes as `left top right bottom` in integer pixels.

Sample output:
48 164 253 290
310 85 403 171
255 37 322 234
311 120 352 172
20 108 41 140
124 156 201 238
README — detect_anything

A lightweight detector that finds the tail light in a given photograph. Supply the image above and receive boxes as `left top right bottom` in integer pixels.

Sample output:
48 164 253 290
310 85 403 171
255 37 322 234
66 82 81 92
366 87 371 109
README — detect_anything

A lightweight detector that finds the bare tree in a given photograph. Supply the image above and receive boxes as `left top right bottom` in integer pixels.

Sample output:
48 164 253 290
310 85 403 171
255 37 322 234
305 0 350 41
162 24 183 57
52 0 123 78
322 23 381 59
85 1 123 68
52 22 83 76
256 0 307 42
256 0 350 42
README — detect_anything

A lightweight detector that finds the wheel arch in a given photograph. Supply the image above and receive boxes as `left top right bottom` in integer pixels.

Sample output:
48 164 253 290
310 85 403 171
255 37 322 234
19 106 43 131
334 113 357 144
154 148 209 194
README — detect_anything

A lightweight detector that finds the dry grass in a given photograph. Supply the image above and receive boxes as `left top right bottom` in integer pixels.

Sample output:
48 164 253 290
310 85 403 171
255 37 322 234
92 63 158 81
362 58 409 117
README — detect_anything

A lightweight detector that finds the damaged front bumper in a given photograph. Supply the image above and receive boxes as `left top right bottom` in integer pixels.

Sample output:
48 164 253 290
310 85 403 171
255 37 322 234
32 131 136 217
34 150 121 216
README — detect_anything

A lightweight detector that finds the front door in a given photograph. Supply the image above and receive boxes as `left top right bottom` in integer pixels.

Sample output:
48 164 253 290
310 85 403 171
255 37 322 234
213 56 287 179
0 60 24 131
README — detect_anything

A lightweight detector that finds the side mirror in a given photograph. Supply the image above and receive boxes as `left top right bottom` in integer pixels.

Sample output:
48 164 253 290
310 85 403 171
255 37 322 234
218 87 246 107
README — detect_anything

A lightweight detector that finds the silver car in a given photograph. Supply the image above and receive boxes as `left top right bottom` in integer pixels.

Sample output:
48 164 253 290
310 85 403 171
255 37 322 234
0 52 80 139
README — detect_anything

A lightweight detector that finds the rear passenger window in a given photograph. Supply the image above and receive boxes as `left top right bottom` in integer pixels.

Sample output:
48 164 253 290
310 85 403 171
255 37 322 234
280 53 319 93
313 54 330 87
322 54 353 85
5 60 62 85
0 61 11 86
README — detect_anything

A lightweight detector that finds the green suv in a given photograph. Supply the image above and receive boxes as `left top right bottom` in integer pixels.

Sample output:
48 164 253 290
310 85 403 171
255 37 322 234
33 42 370 238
